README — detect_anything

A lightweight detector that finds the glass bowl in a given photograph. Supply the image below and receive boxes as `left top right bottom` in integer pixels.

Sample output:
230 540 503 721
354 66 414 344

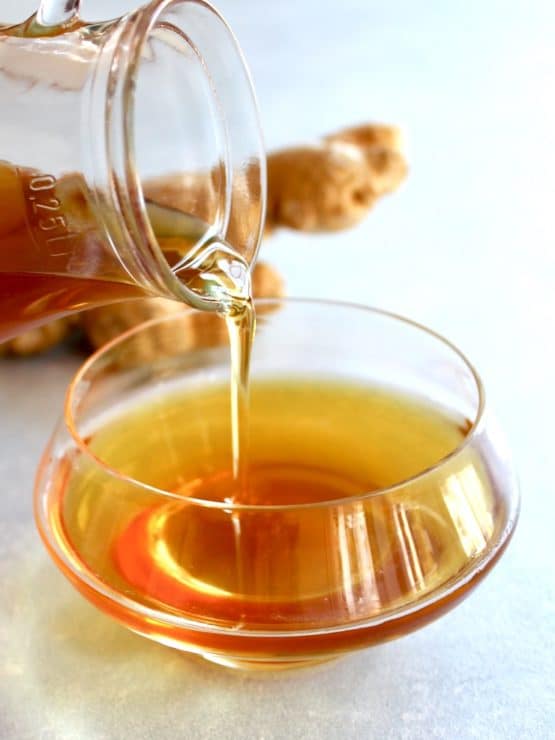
35 299 519 671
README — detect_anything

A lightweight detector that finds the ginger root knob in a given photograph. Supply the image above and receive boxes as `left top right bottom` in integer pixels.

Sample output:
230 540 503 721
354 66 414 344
266 144 375 232
266 123 406 233
0 318 72 357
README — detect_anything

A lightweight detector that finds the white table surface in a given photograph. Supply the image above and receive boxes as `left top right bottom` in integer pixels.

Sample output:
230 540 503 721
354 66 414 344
1 1 554 738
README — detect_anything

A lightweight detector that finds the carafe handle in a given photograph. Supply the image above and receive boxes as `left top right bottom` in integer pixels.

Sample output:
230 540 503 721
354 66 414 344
36 0 80 27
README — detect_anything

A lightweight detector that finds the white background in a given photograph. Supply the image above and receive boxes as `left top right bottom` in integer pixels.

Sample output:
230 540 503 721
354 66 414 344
0 1 554 738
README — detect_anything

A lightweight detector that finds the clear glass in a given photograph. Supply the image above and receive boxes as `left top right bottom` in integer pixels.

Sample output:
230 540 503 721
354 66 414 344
0 0 265 340
35 299 519 671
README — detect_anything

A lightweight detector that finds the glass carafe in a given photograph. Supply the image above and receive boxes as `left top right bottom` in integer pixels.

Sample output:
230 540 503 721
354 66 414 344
0 0 266 342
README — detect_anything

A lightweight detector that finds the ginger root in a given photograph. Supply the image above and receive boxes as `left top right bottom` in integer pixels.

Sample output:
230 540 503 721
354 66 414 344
1 122 406 357
266 123 406 232
0 317 73 357
250 260 286 301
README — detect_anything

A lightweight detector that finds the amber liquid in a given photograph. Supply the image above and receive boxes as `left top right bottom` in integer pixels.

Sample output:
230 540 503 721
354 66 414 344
0 160 244 341
45 378 504 664
0 162 146 341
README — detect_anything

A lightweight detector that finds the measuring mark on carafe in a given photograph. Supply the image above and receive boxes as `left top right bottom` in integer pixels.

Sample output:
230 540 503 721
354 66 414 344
20 169 76 250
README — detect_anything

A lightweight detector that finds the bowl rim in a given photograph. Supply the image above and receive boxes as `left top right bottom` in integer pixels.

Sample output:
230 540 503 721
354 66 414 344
62 296 487 511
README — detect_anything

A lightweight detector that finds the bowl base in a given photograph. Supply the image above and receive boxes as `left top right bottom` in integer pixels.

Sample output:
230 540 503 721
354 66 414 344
199 652 339 672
